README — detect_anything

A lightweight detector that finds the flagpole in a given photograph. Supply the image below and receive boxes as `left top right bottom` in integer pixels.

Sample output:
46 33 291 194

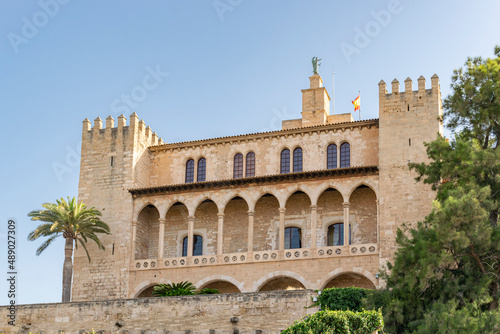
358 91 361 121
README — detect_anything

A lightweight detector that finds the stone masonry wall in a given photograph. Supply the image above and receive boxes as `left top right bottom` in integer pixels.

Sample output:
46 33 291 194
0 290 317 334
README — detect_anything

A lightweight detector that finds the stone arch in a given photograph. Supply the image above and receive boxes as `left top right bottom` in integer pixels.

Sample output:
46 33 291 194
221 193 252 213
164 201 190 258
195 275 243 293
135 204 160 260
254 271 310 292
165 199 192 217
134 200 158 221
318 267 377 290
312 184 348 204
193 199 218 256
253 192 281 251
193 195 220 214
315 187 346 247
283 190 311 248
223 195 249 253
132 279 171 298
347 181 378 202
348 184 378 244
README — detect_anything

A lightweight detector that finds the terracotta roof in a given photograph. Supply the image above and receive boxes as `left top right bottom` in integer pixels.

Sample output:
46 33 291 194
149 119 379 151
129 166 379 196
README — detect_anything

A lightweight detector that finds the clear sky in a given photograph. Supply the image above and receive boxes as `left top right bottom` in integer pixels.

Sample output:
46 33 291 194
0 0 498 305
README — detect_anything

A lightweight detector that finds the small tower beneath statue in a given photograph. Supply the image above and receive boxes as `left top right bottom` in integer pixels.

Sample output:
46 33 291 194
300 73 331 127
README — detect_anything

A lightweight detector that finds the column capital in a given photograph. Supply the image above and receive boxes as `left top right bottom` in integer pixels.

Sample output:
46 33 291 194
310 205 318 210
188 215 195 222
279 208 286 214
342 202 350 209
247 210 255 216
217 213 225 219
158 218 166 224
132 219 138 226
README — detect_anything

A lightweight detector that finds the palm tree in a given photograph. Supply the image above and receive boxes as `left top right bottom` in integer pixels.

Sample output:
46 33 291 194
28 197 111 303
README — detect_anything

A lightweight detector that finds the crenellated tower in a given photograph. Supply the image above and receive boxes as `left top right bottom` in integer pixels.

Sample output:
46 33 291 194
72 113 163 301
377 75 443 271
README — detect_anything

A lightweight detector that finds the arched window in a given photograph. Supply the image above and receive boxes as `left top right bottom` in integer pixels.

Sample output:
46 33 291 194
293 147 303 172
233 153 243 178
285 227 302 249
280 149 290 174
340 142 350 168
197 158 206 182
327 144 337 169
327 223 351 246
185 159 195 183
182 235 203 257
246 152 255 177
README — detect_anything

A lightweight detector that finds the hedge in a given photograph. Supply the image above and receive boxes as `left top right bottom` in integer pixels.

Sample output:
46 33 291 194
318 287 368 311
282 309 384 334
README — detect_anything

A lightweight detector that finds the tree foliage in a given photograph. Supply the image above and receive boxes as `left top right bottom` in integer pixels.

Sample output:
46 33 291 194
364 46 500 333
152 281 219 296
318 288 367 312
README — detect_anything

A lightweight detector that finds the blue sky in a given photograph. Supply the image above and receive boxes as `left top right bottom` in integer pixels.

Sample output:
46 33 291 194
0 0 498 305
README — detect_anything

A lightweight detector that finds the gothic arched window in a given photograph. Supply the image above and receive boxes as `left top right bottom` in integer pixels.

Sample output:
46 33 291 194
280 149 290 174
233 153 243 178
246 152 255 177
340 142 350 168
185 159 195 183
293 147 303 172
197 158 206 182
327 144 337 169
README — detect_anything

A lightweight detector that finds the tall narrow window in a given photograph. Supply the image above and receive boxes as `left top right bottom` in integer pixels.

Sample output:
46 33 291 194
246 152 255 177
327 223 351 246
284 227 302 249
340 142 350 168
197 158 206 182
233 153 243 178
293 147 303 172
327 144 337 169
182 235 203 257
280 149 290 174
185 159 195 183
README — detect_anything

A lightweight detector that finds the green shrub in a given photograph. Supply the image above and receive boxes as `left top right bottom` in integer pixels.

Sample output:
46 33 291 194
318 287 368 312
282 309 383 334
152 281 196 296
197 288 219 295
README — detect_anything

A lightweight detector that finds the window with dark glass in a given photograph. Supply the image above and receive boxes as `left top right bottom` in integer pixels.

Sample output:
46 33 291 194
327 144 337 169
293 147 303 172
246 152 255 177
285 227 302 249
182 235 203 256
185 159 195 183
327 223 351 246
233 153 243 178
340 142 350 168
197 158 206 182
280 149 290 174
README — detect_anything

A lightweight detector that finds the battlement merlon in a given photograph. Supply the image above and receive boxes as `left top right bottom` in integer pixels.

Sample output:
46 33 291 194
81 113 165 146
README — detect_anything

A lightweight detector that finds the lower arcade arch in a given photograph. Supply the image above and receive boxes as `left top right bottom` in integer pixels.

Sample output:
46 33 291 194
199 280 241 293
136 284 157 298
323 273 376 290
258 276 306 292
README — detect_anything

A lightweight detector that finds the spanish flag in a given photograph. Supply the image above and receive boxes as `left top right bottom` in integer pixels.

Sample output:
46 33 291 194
352 94 360 112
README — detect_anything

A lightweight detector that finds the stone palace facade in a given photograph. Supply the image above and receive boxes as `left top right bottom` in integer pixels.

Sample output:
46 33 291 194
72 72 443 300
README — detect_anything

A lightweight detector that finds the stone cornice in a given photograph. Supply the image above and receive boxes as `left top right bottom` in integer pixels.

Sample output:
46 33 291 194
149 119 379 152
129 166 379 196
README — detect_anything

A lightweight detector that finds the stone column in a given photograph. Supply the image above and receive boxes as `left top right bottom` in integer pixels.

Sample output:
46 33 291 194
247 211 255 253
187 216 195 257
343 202 350 246
376 199 380 246
310 205 318 249
279 208 286 251
217 213 224 255
131 219 138 262
158 218 166 259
